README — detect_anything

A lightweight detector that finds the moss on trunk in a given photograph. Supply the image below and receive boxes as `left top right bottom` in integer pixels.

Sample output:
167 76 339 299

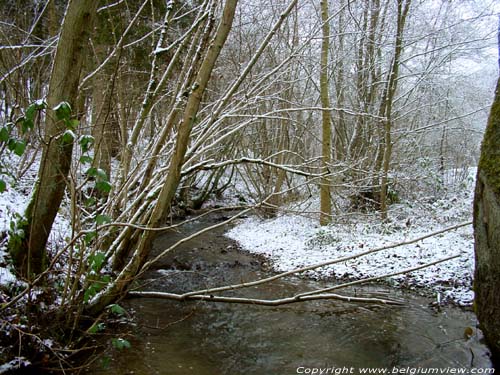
474 77 500 364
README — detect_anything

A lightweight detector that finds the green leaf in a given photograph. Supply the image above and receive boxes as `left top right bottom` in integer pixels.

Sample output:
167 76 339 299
54 101 72 121
14 140 26 156
86 167 98 177
108 304 126 316
21 118 34 134
83 288 95 303
0 179 6 193
88 322 106 334
96 214 111 225
111 338 131 350
0 127 9 142
66 119 79 131
7 139 16 152
79 135 94 152
25 103 37 121
96 168 108 181
79 155 93 164
96 181 112 193
62 130 76 144
84 231 97 244
90 251 105 272
85 197 97 207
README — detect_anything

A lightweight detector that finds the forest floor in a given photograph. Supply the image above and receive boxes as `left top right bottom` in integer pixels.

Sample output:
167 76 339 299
225 171 477 307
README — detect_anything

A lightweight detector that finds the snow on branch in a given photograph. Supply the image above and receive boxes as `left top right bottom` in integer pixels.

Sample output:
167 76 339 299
181 157 328 178
179 221 471 298
128 291 405 306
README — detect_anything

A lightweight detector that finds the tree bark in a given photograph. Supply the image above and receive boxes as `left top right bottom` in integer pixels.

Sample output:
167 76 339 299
9 0 98 277
319 0 332 226
378 0 410 220
474 73 500 364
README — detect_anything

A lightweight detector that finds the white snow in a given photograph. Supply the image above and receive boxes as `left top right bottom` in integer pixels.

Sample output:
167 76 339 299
226 170 478 306
0 153 70 289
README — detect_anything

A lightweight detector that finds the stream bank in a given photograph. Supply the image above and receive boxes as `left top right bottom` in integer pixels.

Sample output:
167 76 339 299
86 211 493 374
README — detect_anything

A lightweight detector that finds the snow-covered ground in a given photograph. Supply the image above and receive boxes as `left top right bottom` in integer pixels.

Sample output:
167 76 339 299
0 153 70 289
226 171 477 306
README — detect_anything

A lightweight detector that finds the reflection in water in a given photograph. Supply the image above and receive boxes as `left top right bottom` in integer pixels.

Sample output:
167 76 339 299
86 215 492 374
88 294 490 374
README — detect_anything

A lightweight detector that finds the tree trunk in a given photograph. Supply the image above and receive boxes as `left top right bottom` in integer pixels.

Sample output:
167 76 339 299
473 73 500 364
378 0 410 220
9 0 98 277
319 0 332 226
87 0 238 315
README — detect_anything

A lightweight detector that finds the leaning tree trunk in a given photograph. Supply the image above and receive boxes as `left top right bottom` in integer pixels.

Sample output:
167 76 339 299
473 70 500 362
9 0 98 277
86 0 238 315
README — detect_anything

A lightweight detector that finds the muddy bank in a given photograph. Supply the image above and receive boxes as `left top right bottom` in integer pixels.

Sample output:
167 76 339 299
86 211 493 374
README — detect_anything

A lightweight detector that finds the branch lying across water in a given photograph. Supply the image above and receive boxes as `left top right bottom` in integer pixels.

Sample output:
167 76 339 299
178 221 471 298
127 291 405 306
127 222 470 307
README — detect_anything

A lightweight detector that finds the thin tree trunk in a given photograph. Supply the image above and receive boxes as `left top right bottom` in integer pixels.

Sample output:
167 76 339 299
319 0 332 226
9 0 98 277
379 0 411 220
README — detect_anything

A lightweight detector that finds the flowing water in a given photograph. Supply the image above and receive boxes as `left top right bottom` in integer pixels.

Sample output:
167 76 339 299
86 212 493 374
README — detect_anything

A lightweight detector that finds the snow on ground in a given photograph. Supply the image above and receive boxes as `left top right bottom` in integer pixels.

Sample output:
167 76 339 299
226 170 477 306
0 153 70 289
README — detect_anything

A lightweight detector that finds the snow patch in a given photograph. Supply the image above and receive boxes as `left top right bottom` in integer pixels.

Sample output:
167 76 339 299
226 170 478 306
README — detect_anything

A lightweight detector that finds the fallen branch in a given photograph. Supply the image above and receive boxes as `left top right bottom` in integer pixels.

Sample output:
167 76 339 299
127 291 404 306
180 221 471 298
294 253 461 298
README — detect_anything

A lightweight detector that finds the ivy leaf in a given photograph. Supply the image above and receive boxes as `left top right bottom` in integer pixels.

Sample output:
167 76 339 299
54 101 72 121
79 135 94 152
62 130 76 144
90 251 105 272
0 179 6 193
108 304 126 316
96 168 108 181
96 214 111 225
34 99 47 110
20 118 34 134
86 167 98 178
83 289 94 303
85 197 96 207
84 231 97 244
66 119 79 131
111 338 131 350
14 140 26 156
25 102 42 122
79 155 93 164
0 126 9 142
88 322 106 334
96 181 112 193
7 139 17 152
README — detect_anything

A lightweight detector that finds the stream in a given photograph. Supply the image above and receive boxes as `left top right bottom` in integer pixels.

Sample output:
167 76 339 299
86 211 493 374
